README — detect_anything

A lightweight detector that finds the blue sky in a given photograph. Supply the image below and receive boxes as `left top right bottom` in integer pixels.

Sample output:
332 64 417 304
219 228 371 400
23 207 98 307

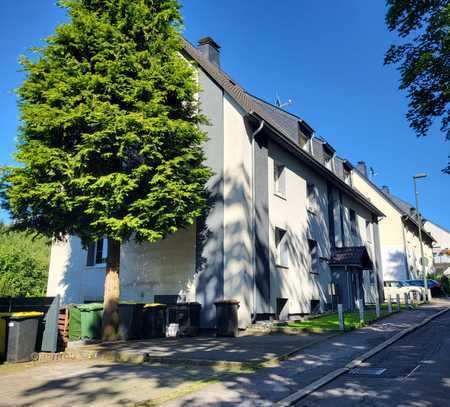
0 1 448 228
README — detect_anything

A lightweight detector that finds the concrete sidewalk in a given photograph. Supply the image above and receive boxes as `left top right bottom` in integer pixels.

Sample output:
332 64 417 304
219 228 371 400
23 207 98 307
0 360 220 407
66 330 334 367
161 303 448 407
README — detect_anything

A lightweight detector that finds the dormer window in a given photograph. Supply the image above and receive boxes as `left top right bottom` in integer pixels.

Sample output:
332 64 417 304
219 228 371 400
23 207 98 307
299 133 309 150
323 143 335 171
324 152 334 171
343 163 352 185
343 169 351 185
298 122 313 153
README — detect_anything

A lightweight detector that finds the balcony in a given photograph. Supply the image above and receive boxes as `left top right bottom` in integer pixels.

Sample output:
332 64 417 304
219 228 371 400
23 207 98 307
434 253 450 266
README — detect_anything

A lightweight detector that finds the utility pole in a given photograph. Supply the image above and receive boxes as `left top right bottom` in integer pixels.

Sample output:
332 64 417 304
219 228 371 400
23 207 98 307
413 173 428 302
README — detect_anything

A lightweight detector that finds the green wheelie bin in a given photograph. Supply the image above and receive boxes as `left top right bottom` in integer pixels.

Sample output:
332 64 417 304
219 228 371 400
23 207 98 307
68 305 82 341
78 303 103 340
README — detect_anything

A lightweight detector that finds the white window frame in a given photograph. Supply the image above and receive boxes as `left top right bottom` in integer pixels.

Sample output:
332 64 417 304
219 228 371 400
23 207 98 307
350 209 358 239
343 169 352 185
365 220 373 244
308 239 319 275
299 133 309 150
307 183 319 214
324 152 335 172
275 227 289 268
86 237 108 267
274 162 286 198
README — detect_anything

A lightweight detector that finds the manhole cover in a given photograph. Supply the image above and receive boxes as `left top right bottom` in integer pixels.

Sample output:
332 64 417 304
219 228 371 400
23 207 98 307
349 367 386 376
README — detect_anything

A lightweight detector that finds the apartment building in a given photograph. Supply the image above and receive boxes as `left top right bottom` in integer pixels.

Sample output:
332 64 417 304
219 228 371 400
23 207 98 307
47 37 384 328
352 166 434 282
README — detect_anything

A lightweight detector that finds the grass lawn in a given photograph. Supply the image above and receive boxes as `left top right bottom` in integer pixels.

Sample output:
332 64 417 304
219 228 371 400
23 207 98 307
276 302 417 332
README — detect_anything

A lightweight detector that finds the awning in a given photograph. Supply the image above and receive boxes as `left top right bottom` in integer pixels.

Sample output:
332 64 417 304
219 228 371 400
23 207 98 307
329 246 373 270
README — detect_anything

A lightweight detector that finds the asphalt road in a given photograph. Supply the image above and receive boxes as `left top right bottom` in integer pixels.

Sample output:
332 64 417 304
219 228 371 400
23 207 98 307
297 309 450 407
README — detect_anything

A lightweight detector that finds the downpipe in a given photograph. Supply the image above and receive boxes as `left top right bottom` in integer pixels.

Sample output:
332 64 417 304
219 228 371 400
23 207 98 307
250 117 265 324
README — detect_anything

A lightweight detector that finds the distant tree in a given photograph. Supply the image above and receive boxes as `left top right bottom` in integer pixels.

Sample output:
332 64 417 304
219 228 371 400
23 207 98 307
384 0 449 173
0 223 49 297
0 0 211 339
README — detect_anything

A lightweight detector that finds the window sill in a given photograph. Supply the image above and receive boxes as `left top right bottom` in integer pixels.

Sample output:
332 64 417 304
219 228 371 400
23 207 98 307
274 192 287 201
85 264 106 270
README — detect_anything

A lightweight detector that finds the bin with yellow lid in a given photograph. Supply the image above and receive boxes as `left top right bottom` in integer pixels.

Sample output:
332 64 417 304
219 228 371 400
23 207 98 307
0 312 44 363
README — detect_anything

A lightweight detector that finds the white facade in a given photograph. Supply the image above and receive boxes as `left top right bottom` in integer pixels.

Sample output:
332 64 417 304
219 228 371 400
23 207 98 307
403 222 434 278
424 220 450 275
268 140 330 315
352 172 408 281
352 170 434 282
47 37 384 328
47 236 105 304
222 94 254 327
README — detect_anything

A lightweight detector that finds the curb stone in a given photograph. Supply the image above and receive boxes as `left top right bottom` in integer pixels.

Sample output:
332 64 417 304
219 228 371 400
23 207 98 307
275 306 449 407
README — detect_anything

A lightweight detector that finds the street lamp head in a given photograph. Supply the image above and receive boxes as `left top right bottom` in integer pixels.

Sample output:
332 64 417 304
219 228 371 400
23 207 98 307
413 173 427 179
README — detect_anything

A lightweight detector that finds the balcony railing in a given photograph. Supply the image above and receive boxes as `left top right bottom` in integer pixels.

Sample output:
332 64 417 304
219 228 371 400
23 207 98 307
434 254 450 265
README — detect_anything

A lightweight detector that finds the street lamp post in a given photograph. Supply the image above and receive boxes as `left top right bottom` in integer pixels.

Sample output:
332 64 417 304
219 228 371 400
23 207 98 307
413 173 428 302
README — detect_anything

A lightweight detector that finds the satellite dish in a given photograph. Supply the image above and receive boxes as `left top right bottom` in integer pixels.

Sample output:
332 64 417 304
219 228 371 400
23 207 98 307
275 92 294 108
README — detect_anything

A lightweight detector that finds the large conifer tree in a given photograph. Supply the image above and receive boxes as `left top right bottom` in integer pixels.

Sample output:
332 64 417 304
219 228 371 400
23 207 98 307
0 0 211 340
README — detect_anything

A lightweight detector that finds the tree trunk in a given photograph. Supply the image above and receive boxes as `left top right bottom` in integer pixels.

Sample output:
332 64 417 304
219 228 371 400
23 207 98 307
102 238 121 341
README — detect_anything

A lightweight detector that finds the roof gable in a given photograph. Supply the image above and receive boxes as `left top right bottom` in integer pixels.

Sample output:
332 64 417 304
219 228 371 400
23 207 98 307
181 37 383 218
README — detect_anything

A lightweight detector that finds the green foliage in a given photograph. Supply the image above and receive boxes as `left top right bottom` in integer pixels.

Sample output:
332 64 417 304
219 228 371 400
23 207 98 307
384 0 450 173
1 0 211 245
428 272 449 293
0 223 50 296
276 304 412 331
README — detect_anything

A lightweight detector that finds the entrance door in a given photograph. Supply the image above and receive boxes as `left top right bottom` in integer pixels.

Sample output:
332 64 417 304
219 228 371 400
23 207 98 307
351 271 365 310
332 268 353 311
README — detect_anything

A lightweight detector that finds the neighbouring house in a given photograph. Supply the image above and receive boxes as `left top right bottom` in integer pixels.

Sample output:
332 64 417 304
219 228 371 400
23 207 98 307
424 220 450 276
47 37 384 329
352 166 434 282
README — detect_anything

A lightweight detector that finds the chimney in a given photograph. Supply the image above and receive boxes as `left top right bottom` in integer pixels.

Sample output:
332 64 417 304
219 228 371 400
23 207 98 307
198 36 220 67
357 161 367 177
381 185 390 195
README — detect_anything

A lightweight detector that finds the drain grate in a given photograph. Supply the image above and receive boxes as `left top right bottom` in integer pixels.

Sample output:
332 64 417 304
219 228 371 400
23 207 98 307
349 367 386 376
